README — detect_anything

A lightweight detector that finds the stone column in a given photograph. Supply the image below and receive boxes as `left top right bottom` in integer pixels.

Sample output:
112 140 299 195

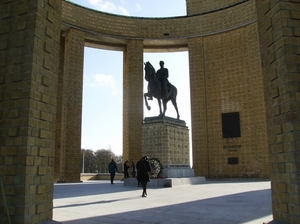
123 40 144 164
55 37 65 182
0 1 61 223
188 37 209 177
256 1 300 223
56 28 84 182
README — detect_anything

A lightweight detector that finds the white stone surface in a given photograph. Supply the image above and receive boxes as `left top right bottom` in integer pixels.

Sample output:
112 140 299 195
160 167 195 178
53 180 273 224
123 176 206 188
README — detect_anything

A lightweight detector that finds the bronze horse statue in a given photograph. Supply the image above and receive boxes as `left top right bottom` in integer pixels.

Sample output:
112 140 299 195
144 61 180 119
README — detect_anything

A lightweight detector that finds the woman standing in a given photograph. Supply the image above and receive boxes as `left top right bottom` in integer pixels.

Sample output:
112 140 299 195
136 156 151 197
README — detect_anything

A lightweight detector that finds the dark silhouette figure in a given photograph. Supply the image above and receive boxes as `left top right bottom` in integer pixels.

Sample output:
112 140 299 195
123 160 130 178
144 61 180 119
157 61 170 98
108 159 118 184
136 156 151 197
130 161 136 178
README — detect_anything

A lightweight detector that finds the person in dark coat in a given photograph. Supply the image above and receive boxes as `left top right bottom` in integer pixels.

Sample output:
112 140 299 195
108 159 118 184
157 61 170 98
136 156 151 197
130 161 136 178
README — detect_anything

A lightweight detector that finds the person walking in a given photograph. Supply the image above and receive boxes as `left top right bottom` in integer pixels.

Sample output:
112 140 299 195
136 156 151 197
108 159 118 184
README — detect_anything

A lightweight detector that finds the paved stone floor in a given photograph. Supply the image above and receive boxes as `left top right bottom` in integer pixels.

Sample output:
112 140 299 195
53 180 272 224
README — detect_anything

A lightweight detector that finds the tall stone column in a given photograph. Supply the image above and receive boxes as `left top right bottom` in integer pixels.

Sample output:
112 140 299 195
188 37 209 177
256 1 300 223
123 40 144 164
56 28 84 182
55 37 65 182
0 1 61 223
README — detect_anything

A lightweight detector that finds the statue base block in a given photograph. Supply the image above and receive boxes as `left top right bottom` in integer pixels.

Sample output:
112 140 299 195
142 116 193 178
161 165 195 178
124 117 206 188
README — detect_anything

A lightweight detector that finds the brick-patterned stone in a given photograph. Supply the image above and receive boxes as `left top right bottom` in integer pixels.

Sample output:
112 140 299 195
188 37 209 176
0 0 62 223
54 28 84 183
142 117 190 165
256 1 300 223
186 0 241 15
189 23 269 179
123 40 144 164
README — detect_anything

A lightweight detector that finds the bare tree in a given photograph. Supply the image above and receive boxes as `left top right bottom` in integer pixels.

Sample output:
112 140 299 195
114 155 123 173
95 149 115 173
81 149 97 173
81 149 122 173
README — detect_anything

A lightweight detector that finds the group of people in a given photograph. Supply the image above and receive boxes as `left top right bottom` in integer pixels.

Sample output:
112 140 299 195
108 156 151 198
123 160 135 179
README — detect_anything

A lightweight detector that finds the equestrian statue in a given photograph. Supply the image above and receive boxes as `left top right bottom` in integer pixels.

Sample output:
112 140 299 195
144 61 180 119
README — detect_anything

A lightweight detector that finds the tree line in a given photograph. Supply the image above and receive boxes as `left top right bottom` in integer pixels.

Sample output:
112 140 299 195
81 149 122 173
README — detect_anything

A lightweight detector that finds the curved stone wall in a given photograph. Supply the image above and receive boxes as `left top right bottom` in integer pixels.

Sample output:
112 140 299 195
62 0 256 50
186 0 245 15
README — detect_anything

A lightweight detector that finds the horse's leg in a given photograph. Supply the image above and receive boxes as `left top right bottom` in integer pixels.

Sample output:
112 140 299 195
144 93 151 110
162 99 167 117
171 93 180 119
147 86 153 100
173 102 180 119
157 98 163 117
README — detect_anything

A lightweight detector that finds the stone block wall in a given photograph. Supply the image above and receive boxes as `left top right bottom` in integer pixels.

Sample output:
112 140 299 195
142 117 190 165
186 0 243 15
256 1 300 223
123 40 144 164
61 0 256 44
188 37 208 176
187 2 269 178
55 28 84 182
203 24 268 178
0 0 62 223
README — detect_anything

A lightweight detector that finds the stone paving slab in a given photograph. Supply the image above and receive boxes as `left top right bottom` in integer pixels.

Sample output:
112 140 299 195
53 180 272 224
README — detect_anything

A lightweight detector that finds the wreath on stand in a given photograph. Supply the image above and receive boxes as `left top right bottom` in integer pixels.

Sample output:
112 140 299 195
148 158 162 178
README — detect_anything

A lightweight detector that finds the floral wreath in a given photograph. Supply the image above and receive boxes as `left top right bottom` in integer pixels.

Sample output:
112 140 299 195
148 158 162 178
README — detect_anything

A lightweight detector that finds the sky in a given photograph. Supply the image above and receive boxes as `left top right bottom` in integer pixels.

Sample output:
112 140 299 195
69 0 191 162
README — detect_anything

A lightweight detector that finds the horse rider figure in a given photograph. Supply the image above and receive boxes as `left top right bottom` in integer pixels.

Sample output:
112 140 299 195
157 61 170 98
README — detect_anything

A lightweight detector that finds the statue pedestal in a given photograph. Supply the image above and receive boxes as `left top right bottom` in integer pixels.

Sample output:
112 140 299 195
160 165 194 178
142 116 194 178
